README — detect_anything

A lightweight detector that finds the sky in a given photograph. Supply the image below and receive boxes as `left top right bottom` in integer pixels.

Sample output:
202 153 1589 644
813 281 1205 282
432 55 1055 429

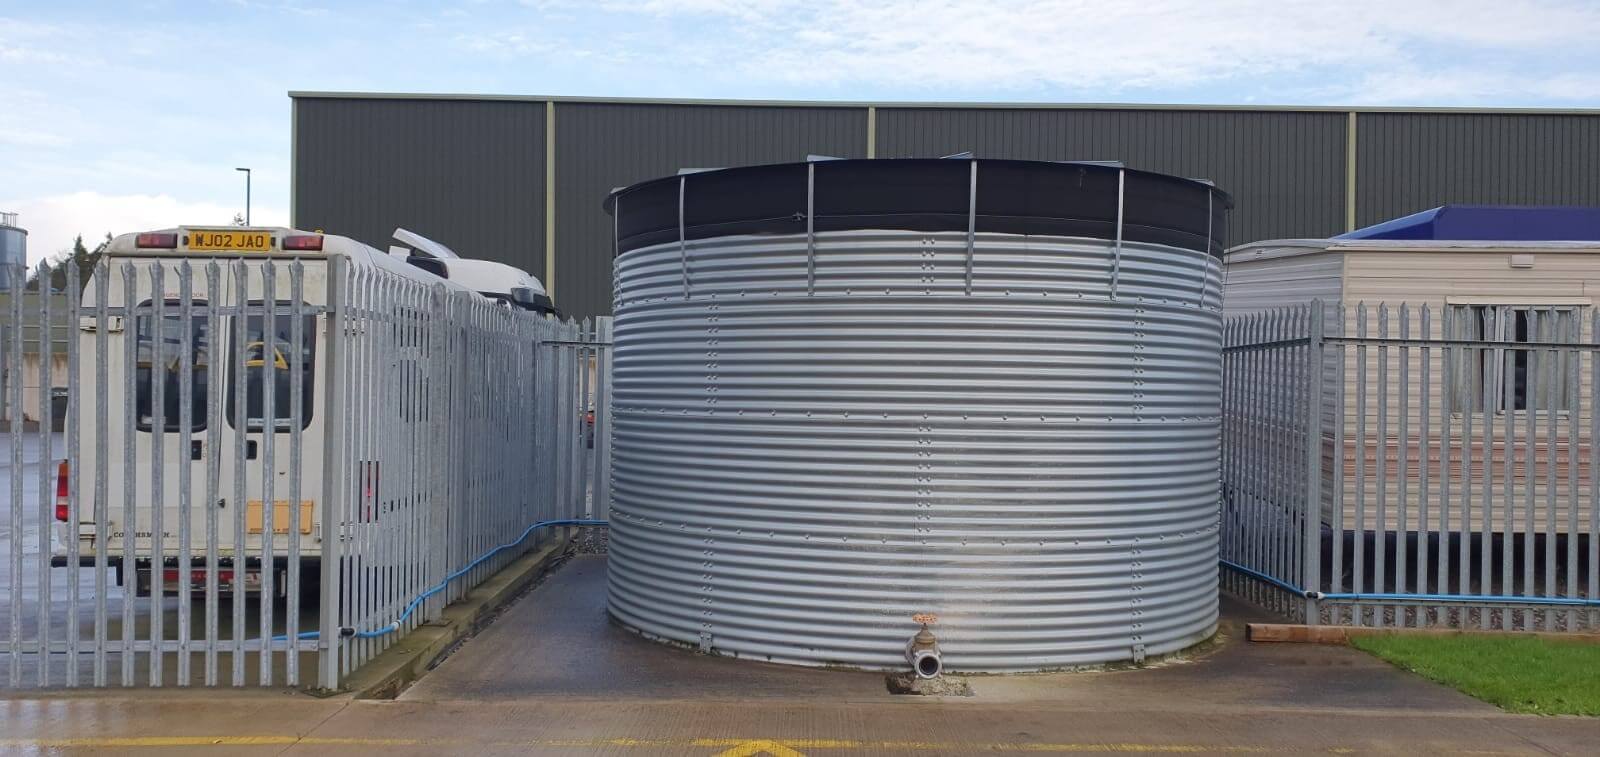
3 0 1599 264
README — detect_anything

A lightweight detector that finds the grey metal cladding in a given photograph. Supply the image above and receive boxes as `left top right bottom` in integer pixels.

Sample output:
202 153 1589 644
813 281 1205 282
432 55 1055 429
554 103 868 318
291 96 1600 318
293 98 545 273
1356 113 1600 228
875 108 1348 246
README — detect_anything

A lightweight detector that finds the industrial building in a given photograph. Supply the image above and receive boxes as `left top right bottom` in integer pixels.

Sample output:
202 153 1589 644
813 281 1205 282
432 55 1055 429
290 93 1600 317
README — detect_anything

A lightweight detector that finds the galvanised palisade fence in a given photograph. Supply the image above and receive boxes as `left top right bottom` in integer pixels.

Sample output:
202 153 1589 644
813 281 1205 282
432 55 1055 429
0 257 610 691
1223 300 1600 630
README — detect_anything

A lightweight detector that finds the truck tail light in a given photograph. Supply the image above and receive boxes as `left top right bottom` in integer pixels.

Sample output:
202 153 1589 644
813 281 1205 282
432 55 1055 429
135 232 178 249
54 461 70 522
360 461 380 522
282 234 323 251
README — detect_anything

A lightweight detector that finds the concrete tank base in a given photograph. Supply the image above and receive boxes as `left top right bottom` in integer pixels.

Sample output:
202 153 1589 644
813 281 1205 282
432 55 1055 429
611 613 1222 675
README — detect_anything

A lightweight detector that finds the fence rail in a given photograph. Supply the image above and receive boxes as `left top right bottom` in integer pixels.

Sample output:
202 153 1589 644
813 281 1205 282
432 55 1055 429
1223 300 1600 631
0 259 611 691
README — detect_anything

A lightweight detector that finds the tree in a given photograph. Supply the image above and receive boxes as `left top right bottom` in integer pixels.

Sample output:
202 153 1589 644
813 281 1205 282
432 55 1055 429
27 232 109 292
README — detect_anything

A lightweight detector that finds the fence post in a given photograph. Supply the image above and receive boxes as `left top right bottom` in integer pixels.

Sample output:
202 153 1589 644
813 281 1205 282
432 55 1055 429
427 285 452 620
318 254 347 691
593 317 613 520
1303 299 1326 622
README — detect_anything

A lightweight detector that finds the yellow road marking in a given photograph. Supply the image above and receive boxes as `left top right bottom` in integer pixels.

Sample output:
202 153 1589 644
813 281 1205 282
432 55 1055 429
705 741 1267 754
713 739 809 757
0 735 1343 753
0 736 303 747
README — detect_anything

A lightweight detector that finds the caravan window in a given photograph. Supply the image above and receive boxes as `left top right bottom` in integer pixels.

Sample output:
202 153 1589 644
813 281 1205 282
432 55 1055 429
226 303 316 431
134 301 210 432
1448 305 1581 413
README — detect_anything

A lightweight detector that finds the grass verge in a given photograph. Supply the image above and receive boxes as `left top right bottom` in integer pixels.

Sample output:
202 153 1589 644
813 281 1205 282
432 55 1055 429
1350 633 1600 716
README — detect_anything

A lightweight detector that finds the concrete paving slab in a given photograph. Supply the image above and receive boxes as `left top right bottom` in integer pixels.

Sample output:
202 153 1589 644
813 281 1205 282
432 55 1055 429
403 555 892 702
0 695 346 755
6 697 1594 756
5 554 1599 755
338 535 571 699
405 554 1496 715
299 700 1540 754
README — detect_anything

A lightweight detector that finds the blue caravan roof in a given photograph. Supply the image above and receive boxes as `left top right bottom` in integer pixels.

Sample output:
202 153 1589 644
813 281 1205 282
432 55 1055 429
1337 205 1600 242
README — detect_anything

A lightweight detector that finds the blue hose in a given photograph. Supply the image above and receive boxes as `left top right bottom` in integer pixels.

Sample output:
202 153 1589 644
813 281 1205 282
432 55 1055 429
274 518 607 642
1316 591 1600 607
1219 559 1600 607
1218 558 1309 596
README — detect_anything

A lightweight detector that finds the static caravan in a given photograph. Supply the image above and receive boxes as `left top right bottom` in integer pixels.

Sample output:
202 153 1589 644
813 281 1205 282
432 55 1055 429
1223 206 1600 601
1226 206 1600 318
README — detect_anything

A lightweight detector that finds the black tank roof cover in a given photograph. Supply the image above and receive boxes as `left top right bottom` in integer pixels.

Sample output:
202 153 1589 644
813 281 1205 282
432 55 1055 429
604 158 1231 258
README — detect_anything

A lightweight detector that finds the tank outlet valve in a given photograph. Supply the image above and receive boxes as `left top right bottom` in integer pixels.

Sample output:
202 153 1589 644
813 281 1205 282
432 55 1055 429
906 613 942 679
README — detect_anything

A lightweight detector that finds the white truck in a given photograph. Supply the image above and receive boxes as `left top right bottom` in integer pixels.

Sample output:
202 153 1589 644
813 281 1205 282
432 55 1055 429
52 225 549 597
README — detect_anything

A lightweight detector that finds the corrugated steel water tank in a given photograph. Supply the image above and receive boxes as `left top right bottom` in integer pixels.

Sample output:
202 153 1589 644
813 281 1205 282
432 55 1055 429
604 158 1231 672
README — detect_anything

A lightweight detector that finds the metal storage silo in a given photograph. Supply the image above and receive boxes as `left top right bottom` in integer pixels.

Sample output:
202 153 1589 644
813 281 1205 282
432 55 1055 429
604 159 1230 672
0 212 25 290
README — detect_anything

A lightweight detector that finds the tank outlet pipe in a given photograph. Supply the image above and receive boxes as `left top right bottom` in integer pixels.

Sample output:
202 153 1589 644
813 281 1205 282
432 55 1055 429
905 613 942 679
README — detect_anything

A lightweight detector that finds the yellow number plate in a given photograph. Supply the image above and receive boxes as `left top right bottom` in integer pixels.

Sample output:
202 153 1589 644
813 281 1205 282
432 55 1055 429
186 229 273 252
246 500 315 535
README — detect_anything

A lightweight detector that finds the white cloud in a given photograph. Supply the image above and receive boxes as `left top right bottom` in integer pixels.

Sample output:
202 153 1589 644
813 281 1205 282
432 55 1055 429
0 127 69 148
4 193 287 266
223 0 330 18
0 43 68 64
455 30 555 57
531 0 1600 103
454 29 639 64
0 17 71 64
4 0 1595 283
1346 68 1600 105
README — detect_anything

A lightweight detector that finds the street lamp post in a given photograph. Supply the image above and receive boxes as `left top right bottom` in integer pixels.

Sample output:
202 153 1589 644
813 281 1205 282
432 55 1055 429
235 167 251 225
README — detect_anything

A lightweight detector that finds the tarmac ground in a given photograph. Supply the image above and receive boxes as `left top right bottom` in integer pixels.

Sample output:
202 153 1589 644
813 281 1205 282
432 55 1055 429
3 553 1600 755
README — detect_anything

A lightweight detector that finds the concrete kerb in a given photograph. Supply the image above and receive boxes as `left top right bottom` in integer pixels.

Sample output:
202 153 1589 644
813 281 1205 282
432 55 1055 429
335 534 575 699
1248 622 1600 645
